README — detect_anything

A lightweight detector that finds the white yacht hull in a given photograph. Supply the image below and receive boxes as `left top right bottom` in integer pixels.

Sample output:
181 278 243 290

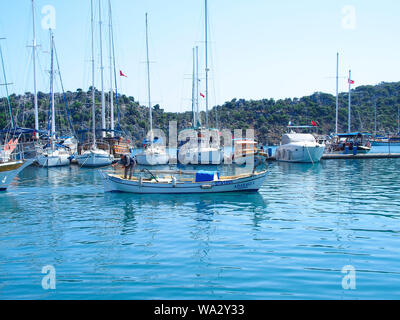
275 144 325 163
136 152 169 166
76 151 114 167
0 160 33 191
36 153 71 167
99 170 268 194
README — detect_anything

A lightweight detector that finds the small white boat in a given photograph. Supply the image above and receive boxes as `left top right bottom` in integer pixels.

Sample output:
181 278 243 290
76 147 114 167
99 169 268 194
36 147 71 167
0 160 33 191
276 133 325 163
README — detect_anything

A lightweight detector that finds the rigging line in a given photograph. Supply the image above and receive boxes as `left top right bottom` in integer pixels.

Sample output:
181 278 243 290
0 41 14 128
53 41 75 136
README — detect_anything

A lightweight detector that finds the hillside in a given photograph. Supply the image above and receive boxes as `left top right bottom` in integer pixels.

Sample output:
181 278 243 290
1 82 400 146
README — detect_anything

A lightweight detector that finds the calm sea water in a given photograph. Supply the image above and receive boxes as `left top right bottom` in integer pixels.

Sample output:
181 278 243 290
1 146 400 300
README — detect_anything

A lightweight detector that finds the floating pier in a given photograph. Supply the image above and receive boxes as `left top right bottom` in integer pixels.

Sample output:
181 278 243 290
265 153 400 161
321 153 400 160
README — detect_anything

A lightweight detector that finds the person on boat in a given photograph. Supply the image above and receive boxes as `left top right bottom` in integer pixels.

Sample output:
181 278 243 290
113 154 137 180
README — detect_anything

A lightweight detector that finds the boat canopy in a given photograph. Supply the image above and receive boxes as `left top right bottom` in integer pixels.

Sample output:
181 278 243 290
195 170 220 183
282 133 316 145
337 132 372 137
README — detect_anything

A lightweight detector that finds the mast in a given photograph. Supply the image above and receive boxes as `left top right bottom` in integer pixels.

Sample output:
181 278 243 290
348 70 352 133
50 30 55 151
0 39 14 129
374 99 377 136
204 0 209 129
398 106 399 135
335 53 339 135
191 47 196 128
145 13 153 145
108 0 114 137
196 46 200 127
32 0 39 138
99 0 106 138
91 0 96 148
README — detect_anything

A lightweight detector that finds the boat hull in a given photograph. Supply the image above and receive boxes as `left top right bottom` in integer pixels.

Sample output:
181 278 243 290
0 160 33 191
276 145 325 163
136 153 169 166
76 152 113 167
99 170 268 194
36 153 71 167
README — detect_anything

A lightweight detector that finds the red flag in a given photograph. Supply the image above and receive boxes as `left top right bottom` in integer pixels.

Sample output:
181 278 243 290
348 79 354 84
120 70 127 77
200 93 205 98
311 120 317 127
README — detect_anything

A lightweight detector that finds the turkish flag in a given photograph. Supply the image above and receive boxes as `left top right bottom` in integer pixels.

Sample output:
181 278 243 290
348 79 354 84
200 93 205 98
120 70 127 77
311 120 317 127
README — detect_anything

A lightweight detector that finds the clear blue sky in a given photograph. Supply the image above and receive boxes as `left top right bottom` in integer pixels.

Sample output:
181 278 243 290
0 0 399 113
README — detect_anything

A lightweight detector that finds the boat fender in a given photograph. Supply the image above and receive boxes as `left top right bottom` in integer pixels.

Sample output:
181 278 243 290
201 184 212 189
139 176 143 186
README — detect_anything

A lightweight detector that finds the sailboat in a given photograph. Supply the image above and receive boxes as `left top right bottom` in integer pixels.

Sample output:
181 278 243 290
0 41 33 190
76 0 114 167
36 31 72 167
177 0 223 165
135 13 169 166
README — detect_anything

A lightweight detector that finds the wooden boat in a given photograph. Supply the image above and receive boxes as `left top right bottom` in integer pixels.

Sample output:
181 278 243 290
99 169 268 194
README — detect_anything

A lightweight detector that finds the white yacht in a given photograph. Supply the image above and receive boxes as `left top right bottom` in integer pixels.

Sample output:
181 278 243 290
76 144 114 167
135 13 169 166
275 128 325 163
76 0 114 168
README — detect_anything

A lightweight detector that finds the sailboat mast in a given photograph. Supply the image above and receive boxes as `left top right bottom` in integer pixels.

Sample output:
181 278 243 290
0 40 14 129
32 0 39 138
145 13 153 144
374 99 377 136
204 0 209 129
99 0 106 138
335 53 339 135
196 46 200 127
108 0 114 137
348 70 352 133
191 47 196 128
91 0 96 148
50 30 55 150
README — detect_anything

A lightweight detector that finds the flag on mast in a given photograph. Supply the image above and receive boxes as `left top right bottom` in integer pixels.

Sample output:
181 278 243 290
120 70 127 77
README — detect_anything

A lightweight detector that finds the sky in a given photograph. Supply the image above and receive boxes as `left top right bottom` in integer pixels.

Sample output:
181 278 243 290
0 0 399 113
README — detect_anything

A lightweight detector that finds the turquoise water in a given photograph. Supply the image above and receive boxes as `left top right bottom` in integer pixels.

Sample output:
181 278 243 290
1 147 400 299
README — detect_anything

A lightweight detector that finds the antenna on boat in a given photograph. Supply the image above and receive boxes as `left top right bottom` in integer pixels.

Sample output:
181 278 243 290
0 39 14 129
99 0 106 138
145 13 154 146
91 0 96 148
